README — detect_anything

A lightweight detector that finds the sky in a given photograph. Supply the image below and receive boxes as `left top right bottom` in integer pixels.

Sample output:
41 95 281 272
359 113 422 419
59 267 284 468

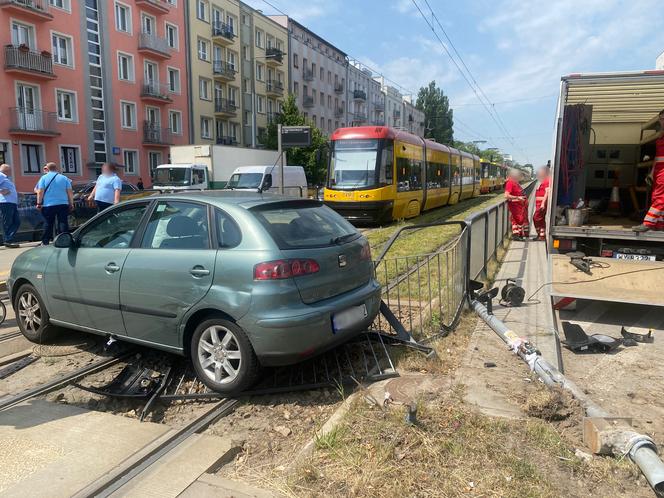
244 0 664 166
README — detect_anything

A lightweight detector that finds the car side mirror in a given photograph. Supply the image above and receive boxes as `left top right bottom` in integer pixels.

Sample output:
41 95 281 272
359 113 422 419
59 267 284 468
54 232 75 249
261 175 273 192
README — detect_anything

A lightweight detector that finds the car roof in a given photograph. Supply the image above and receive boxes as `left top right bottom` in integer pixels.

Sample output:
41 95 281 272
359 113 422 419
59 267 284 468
143 190 320 210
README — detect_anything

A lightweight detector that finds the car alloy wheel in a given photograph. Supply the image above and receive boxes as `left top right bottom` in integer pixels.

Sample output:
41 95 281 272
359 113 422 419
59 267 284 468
17 290 42 333
197 325 242 384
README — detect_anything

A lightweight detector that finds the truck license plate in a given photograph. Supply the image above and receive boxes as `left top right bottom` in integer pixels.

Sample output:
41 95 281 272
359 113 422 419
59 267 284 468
614 253 656 261
332 304 368 332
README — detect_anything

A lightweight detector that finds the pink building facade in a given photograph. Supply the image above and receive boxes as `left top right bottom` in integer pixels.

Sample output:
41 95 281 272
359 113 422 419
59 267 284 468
0 0 189 192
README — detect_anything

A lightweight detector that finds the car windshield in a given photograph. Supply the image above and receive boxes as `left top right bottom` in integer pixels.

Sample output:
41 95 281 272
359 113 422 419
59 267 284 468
72 183 93 194
251 201 359 249
329 139 379 190
154 168 191 186
226 173 264 189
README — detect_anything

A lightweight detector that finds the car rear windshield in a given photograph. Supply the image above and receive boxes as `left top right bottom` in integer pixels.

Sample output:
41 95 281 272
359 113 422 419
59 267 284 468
251 201 359 249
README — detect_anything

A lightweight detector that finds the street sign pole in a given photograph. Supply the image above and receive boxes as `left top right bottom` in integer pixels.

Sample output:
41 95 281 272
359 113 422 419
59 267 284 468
278 124 284 195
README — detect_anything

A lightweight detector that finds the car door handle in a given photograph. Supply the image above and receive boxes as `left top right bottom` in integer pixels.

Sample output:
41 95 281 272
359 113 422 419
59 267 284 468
190 266 210 278
105 263 121 273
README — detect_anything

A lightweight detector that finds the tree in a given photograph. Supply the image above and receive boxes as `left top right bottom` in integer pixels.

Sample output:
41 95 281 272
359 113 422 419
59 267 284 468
259 94 329 185
416 81 454 145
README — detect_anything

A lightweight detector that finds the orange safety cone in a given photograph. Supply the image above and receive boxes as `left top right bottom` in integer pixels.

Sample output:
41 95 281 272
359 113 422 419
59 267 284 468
607 173 621 217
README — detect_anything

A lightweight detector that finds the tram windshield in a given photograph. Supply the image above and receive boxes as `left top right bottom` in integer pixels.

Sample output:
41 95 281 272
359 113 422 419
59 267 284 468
328 139 392 190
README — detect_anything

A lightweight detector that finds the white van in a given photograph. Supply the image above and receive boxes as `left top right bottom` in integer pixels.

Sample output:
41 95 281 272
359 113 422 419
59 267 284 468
225 165 307 197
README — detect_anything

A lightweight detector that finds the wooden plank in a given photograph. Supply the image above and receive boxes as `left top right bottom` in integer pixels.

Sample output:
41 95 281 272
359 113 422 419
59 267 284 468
551 255 664 306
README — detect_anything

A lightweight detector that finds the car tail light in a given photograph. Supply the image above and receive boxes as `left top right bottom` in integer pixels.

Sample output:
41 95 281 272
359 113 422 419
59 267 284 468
254 259 320 280
360 241 372 261
601 249 614 258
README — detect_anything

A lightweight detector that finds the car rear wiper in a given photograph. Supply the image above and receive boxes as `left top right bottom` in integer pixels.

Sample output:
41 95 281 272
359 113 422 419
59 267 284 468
331 233 357 245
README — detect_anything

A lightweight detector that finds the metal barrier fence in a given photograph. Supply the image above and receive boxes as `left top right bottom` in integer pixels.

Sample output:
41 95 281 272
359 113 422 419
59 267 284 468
372 183 535 343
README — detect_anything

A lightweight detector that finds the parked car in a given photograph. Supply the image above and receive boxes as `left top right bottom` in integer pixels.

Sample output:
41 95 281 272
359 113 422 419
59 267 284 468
0 193 46 245
71 181 139 200
8 192 381 394
70 181 152 228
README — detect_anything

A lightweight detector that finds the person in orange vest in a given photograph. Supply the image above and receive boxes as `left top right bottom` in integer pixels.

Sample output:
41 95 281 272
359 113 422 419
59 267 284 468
634 109 664 232
532 164 551 240
505 169 528 240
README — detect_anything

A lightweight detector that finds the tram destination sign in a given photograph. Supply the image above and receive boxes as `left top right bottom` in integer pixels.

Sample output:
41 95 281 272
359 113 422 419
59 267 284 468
280 126 312 149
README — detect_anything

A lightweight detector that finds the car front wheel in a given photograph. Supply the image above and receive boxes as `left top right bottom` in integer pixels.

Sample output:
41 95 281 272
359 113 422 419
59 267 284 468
14 283 60 343
190 318 260 395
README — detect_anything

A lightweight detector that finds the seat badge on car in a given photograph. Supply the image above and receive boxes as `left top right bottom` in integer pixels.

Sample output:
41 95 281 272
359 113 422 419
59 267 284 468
338 255 347 268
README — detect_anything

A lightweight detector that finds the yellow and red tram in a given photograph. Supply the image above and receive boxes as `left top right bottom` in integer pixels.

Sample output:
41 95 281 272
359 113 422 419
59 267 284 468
324 126 483 223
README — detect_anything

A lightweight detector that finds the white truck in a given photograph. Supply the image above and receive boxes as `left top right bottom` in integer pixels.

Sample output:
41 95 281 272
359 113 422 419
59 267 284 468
548 70 664 306
225 165 307 197
153 145 282 191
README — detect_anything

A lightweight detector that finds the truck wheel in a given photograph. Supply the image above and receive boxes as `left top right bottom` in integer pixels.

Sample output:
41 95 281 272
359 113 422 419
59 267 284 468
14 283 60 343
190 318 260 395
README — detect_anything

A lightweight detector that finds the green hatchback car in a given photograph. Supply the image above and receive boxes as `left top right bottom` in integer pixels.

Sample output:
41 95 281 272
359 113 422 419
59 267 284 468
8 192 381 394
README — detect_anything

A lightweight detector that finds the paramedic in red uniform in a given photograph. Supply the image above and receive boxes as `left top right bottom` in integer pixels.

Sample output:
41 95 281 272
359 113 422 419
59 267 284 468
634 109 664 232
505 169 528 240
532 165 551 240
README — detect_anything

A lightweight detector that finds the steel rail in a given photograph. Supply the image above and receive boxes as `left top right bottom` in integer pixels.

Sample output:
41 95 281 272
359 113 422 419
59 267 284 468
0 331 22 343
0 353 129 411
81 398 239 498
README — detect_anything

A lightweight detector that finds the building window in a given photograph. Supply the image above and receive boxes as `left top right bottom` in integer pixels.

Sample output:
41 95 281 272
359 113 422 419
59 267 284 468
199 78 211 101
21 144 44 174
255 29 263 48
11 21 35 48
165 24 178 49
60 146 79 174
197 38 209 61
257 96 265 114
115 2 131 33
52 33 73 67
167 68 180 93
320 67 324 80
117 52 134 81
228 86 237 105
201 117 212 139
49 0 71 10
197 0 209 22
56 90 76 122
123 150 138 175
256 62 264 81
293 81 299 96
320 92 324 105
293 53 298 68
169 111 182 135
120 101 136 129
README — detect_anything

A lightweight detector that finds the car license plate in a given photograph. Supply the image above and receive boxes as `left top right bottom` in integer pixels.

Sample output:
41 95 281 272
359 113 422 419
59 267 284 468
614 253 656 261
332 304 368 332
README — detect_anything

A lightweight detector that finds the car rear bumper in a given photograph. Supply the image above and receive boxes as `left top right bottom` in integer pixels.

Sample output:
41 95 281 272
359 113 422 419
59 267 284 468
240 279 382 367
324 200 393 224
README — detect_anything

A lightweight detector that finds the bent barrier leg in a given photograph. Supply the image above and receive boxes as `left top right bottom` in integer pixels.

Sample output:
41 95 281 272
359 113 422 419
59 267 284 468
471 299 664 497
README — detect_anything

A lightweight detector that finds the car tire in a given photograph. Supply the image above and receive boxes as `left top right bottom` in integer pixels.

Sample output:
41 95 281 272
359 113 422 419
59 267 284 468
190 317 260 395
13 283 60 343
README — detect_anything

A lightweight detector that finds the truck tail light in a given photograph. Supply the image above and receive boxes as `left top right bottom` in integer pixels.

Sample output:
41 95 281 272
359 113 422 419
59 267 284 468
254 259 320 280
360 241 372 261
601 249 614 258
553 239 576 251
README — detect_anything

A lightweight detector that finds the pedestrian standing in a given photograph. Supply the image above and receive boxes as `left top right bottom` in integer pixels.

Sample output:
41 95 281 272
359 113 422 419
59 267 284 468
634 109 664 232
532 165 551 240
137 177 144 191
87 163 122 213
0 164 20 248
35 162 74 245
505 169 529 240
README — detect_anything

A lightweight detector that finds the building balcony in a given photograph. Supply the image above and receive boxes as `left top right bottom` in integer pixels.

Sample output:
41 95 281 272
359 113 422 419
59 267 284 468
266 79 284 97
135 0 170 15
303 68 314 81
216 135 238 146
143 122 173 145
353 90 367 102
265 47 283 66
138 33 171 59
8 107 59 136
4 45 56 80
303 95 314 108
0 0 52 21
140 81 172 103
373 101 385 112
352 112 367 124
212 21 235 45
213 61 236 81
334 107 345 118
334 82 344 94
215 98 237 117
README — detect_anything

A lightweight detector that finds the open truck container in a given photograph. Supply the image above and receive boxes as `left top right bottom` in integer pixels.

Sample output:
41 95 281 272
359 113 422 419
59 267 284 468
549 70 664 306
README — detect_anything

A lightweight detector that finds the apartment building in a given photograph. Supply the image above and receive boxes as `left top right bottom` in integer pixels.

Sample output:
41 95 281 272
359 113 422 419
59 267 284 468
378 80 404 129
0 0 189 192
402 96 425 136
347 62 384 127
271 15 347 136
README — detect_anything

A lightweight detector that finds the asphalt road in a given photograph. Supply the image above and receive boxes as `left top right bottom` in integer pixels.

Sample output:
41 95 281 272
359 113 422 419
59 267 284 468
0 243 39 282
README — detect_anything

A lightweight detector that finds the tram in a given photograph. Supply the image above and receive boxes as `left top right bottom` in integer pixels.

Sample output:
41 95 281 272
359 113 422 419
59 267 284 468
324 126 482 223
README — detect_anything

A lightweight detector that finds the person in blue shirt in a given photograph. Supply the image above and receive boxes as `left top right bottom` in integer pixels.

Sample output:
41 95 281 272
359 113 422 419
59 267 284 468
35 162 74 245
87 163 122 213
0 164 20 248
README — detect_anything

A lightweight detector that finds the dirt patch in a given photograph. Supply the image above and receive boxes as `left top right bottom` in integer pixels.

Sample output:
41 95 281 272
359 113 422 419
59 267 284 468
522 385 581 422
